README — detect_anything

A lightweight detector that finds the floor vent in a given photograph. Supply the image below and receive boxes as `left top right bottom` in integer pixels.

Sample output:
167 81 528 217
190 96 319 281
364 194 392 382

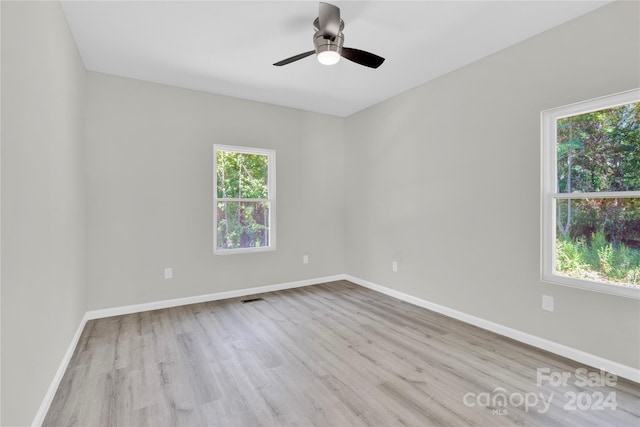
240 297 264 304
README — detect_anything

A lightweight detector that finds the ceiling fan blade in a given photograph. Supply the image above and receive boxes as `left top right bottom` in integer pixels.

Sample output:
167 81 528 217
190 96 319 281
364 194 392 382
341 47 385 69
319 2 341 36
273 50 315 66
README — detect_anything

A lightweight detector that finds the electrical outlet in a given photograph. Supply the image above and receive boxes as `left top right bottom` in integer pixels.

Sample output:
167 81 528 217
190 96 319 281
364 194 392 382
542 295 554 312
303 254 309 264
392 261 398 272
164 268 173 279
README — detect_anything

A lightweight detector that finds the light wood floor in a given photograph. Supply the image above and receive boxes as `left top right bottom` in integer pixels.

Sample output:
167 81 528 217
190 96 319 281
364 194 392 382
43 280 640 426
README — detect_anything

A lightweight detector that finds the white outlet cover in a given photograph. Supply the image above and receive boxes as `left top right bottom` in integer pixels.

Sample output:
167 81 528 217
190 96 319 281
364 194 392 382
164 268 173 279
392 261 398 272
303 255 309 264
542 295 554 312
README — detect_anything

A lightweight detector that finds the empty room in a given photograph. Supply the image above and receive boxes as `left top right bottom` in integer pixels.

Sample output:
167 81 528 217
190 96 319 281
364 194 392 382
2 0 640 426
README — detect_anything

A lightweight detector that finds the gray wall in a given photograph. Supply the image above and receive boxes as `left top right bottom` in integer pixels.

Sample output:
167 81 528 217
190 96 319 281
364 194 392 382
344 0 640 369
85 72 345 310
1 2 87 425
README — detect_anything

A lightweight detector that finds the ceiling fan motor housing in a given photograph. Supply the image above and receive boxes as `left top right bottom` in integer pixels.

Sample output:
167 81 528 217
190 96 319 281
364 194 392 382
313 17 344 56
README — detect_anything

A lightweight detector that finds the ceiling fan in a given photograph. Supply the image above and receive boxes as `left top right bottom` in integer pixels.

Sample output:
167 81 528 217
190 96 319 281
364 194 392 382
273 2 385 69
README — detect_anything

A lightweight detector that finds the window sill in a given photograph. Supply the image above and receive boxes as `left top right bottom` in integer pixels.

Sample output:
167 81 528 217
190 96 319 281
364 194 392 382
214 246 276 256
542 273 640 299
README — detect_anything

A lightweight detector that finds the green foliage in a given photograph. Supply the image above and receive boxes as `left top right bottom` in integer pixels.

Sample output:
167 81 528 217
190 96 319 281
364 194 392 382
556 238 588 274
597 244 613 277
557 103 640 193
556 232 640 287
556 102 640 250
217 151 269 199
587 231 608 269
216 202 270 250
216 151 271 250
625 268 640 285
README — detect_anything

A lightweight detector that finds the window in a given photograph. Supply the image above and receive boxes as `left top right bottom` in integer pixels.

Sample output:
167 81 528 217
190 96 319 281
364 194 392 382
542 89 640 298
214 145 275 254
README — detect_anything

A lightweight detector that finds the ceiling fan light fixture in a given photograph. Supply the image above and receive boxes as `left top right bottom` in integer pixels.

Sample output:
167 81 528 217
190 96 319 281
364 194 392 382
317 49 341 65
314 29 343 66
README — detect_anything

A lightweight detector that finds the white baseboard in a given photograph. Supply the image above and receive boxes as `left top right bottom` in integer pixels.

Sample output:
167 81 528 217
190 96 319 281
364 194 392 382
85 275 346 320
31 312 90 427
345 274 640 384
34 273 639 425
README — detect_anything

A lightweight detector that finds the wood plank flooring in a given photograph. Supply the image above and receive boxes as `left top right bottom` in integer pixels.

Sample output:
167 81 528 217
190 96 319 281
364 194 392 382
43 280 640 426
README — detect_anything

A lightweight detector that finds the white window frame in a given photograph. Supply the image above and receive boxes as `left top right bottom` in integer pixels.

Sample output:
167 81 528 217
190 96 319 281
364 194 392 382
541 89 640 299
213 144 276 255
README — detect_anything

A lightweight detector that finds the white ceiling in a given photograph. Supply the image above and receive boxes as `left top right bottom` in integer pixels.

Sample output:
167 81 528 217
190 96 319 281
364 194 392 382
61 1 611 117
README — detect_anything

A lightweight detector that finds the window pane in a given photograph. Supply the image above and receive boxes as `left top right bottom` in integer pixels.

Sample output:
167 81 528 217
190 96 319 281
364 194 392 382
216 151 269 199
216 201 270 250
557 102 639 193
555 198 640 287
